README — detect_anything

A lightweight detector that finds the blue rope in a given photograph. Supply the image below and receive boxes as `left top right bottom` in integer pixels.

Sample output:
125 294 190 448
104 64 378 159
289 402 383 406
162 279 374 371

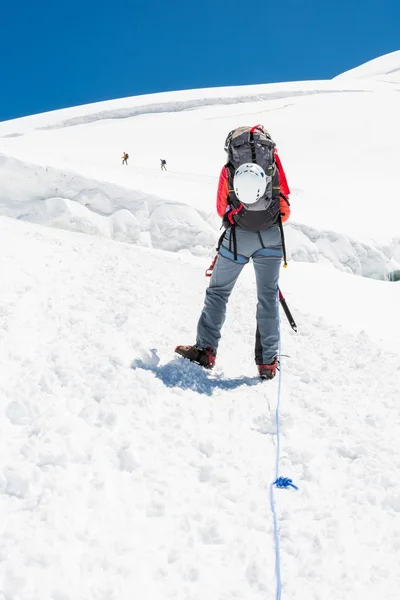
269 288 298 600
274 477 299 490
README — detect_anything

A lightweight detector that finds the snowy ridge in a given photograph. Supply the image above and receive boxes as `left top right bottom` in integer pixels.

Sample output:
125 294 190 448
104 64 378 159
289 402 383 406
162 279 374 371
0 153 217 255
288 221 400 279
1 152 399 277
35 88 364 132
335 50 400 84
1 68 400 266
0 79 383 137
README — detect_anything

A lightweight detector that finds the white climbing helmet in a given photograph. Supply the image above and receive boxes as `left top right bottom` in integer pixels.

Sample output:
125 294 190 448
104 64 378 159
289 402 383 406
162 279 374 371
233 163 267 205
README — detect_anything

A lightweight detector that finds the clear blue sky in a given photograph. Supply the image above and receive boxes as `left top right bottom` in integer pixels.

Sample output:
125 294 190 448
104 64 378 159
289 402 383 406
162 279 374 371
1 0 399 121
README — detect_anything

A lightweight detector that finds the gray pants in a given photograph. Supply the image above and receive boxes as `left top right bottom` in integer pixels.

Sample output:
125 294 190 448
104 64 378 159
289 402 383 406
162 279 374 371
196 226 282 364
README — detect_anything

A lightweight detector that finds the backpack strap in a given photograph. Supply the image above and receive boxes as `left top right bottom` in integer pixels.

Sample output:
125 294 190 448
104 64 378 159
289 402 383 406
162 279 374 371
227 206 243 225
249 130 257 163
216 229 226 252
279 191 289 267
230 225 238 261
224 223 238 261
278 212 288 268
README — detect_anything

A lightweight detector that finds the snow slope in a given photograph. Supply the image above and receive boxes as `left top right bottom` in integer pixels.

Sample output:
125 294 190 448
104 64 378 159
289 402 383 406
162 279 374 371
335 50 400 84
1 52 400 598
1 52 400 278
1 215 400 600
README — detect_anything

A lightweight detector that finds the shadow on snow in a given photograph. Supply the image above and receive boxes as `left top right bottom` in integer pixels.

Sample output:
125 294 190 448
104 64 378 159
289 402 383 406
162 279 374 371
131 356 260 396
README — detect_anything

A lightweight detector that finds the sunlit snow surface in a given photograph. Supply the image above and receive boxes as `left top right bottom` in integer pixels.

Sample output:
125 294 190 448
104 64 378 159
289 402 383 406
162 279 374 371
1 55 400 278
1 53 400 600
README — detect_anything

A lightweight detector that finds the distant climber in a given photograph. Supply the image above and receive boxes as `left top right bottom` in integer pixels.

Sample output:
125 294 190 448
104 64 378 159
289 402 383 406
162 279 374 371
160 159 167 171
122 152 129 166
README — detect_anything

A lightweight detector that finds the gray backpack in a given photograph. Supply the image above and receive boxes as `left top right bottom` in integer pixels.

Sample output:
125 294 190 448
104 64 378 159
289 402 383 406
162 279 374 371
224 125 280 232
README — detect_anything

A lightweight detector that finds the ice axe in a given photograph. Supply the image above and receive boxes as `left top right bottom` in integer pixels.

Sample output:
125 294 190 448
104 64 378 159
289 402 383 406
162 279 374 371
278 287 297 332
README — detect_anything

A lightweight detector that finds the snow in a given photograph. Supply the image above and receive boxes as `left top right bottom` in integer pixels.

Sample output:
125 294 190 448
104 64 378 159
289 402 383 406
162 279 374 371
1 63 400 277
1 51 400 600
1 215 400 600
335 50 400 84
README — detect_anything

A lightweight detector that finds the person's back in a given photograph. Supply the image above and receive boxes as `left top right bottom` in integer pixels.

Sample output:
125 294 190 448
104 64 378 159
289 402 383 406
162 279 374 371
175 125 291 379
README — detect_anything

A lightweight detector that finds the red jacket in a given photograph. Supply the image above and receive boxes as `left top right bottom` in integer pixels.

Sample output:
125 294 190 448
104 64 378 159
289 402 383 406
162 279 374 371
216 148 291 222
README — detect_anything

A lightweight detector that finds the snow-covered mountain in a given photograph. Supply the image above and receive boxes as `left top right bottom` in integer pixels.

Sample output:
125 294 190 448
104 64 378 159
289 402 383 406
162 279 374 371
1 51 400 279
335 50 400 84
1 53 400 600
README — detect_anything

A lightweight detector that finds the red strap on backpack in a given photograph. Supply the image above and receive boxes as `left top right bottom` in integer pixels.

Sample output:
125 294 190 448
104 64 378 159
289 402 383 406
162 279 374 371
250 124 264 133
227 204 243 224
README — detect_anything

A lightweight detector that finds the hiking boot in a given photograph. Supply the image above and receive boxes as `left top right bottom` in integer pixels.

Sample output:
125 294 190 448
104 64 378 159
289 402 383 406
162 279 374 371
258 358 278 380
175 345 216 369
